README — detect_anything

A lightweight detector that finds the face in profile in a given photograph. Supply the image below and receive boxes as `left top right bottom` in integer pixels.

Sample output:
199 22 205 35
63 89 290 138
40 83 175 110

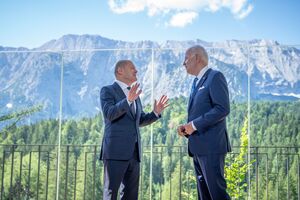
183 51 196 75
119 62 138 84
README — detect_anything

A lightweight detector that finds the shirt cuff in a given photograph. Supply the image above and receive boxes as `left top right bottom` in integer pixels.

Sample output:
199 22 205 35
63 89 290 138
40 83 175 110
191 121 197 130
153 111 160 118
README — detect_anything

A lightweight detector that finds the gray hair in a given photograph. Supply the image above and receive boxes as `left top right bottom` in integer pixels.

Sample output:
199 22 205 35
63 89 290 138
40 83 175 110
188 45 208 66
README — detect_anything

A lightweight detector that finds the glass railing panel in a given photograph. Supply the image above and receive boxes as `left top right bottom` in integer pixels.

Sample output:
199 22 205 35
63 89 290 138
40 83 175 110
0 50 62 199
248 44 300 199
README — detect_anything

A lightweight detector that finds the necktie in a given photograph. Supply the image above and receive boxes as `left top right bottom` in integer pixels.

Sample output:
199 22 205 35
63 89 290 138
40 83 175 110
127 87 136 117
191 77 199 95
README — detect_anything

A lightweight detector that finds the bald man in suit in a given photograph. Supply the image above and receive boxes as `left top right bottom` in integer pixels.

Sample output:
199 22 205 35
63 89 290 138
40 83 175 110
100 60 169 200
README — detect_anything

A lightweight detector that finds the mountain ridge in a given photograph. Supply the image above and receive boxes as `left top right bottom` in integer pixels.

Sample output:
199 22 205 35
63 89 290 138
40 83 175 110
0 34 299 118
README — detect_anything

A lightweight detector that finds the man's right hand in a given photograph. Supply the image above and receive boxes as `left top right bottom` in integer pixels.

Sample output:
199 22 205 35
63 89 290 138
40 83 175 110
177 125 186 137
128 83 142 102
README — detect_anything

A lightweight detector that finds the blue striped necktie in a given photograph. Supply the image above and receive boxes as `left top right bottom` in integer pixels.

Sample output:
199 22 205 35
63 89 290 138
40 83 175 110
191 77 199 95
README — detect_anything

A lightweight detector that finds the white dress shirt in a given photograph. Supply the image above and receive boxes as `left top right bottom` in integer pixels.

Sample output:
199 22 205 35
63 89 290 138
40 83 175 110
193 65 210 86
115 80 136 112
115 80 160 117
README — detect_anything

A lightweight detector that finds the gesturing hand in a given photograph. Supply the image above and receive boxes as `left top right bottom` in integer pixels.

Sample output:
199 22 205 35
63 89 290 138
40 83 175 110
128 83 142 102
153 95 169 115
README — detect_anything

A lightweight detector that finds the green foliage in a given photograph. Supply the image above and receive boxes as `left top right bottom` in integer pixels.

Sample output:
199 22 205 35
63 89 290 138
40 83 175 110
0 105 43 131
225 117 254 199
0 99 299 199
0 105 42 123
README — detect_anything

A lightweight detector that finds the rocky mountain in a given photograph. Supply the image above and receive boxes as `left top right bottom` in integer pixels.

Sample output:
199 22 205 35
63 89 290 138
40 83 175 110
0 34 299 119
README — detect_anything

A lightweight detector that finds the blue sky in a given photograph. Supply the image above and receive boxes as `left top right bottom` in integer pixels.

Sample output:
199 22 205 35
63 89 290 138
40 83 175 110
0 0 299 48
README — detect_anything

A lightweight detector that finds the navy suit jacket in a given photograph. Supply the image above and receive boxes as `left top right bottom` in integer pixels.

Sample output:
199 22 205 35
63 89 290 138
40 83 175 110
187 68 231 156
100 82 159 161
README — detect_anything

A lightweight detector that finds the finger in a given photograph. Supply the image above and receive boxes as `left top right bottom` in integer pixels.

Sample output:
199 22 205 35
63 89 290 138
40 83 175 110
160 95 167 104
177 129 184 137
162 95 168 102
131 83 139 90
157 95 163 104
180 127 185 132
132 83 139 88
136 89 142 96
181 130 186 136
177 126 183 132
159 95 164 102
131 84 139 93
186 126 193 135
164 96 169 102
135 83 140 91
163 103 170 108
153 99 157 106
128 87 136 95
161 96 168 105
179 125 185 133
162 98 169 105
160 103 169 110
131 89 142 100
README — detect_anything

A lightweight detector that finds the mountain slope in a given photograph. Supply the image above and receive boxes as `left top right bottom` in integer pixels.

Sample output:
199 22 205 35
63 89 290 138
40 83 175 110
0 35 299 118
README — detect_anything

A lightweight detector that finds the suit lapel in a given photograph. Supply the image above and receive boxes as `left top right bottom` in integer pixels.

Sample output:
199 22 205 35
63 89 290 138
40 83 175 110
112 82 125 97
112 82 135 120
188 68 212 111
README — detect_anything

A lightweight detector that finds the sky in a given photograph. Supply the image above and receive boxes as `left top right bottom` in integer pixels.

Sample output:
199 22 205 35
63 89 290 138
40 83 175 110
0 0 299 48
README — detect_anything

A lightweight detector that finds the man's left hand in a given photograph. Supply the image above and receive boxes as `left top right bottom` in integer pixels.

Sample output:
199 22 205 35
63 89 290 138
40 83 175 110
182 122 196 135
153 95 169 115
177 125 186 137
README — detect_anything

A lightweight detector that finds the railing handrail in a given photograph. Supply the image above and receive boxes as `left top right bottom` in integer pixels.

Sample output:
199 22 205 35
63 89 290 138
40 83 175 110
0 144 300 149
0 144 299 148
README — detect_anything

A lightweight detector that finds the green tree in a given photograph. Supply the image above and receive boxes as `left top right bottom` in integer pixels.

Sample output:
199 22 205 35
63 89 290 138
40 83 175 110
225 117 254 199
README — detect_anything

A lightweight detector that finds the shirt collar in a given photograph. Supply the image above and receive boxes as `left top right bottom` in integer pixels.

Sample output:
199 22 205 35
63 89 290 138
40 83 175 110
196 65 210 81
115 79 129 90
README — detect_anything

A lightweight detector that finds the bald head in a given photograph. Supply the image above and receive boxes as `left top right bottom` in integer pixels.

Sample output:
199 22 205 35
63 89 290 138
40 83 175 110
114 60 138 85
114 60 131 76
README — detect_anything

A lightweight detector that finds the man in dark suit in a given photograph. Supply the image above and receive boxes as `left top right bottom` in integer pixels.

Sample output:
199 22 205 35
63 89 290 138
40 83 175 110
178 45 231 200
100 60 169 200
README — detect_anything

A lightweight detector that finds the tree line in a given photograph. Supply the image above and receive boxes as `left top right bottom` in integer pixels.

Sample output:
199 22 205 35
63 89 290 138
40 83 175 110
0 98 299 199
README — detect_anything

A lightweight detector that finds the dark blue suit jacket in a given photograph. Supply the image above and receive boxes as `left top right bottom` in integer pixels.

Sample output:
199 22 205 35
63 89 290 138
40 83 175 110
100 82 159 161
187 68 231 156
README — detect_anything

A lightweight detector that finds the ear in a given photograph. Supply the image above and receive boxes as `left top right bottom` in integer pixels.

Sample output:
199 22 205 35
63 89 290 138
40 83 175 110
196 55 204 66
195 54 200 63
117 67 123 75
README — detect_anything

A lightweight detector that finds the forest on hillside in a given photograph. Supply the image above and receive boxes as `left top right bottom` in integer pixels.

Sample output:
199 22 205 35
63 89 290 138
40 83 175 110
0 98 299 199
